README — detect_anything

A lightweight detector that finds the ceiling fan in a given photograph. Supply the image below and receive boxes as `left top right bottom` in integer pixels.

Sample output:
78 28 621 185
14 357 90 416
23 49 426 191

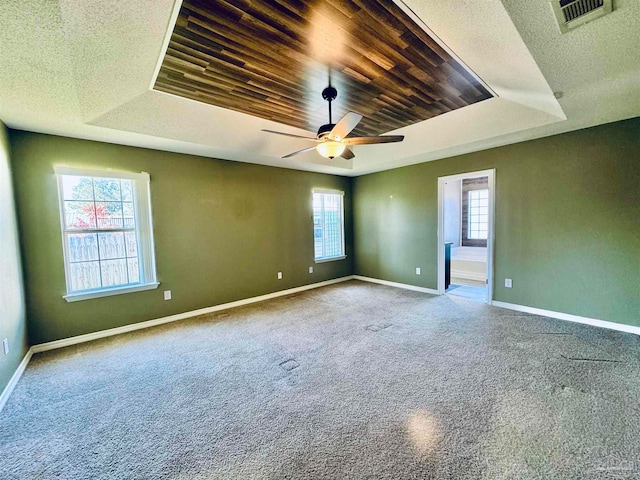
262 86 404 160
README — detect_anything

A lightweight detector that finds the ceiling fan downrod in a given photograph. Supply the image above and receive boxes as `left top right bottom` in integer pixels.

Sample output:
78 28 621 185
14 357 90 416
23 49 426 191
322 86 338 125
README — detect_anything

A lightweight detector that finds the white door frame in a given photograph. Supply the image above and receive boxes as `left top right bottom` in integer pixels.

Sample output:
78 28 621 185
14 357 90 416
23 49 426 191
437 169 495 304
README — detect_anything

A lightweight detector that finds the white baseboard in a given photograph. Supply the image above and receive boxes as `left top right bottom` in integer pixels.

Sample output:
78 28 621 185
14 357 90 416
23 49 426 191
0 348 33 412
492 301 640 336
353 275 439 295
31 276 355 353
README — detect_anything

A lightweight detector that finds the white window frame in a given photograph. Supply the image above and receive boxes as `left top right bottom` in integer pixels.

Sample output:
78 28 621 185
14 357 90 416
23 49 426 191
312 188 346 263
467 188 489 240
54 165 159 302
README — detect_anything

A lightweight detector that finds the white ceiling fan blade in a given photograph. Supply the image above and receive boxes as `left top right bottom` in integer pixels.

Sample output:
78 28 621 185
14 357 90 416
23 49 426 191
329 112 363 140
340 146 355 159
282 146 317 158
262 129 318 141
343 135 404 145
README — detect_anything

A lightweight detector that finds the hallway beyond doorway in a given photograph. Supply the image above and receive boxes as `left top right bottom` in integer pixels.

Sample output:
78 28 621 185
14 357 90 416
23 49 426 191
446 283 487 303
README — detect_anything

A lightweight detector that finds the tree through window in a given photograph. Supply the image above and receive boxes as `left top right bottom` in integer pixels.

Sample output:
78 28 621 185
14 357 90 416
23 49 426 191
55 166 158 301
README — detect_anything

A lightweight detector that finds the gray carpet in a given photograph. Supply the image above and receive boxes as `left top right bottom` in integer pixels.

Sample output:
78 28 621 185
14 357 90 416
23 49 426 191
2 280 640 479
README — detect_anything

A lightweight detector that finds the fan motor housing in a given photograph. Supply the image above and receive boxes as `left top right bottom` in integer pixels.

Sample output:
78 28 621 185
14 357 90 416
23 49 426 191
317 123 335 139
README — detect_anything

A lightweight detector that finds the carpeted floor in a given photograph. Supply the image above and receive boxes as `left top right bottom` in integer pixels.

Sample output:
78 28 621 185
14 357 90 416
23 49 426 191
2 280 640 479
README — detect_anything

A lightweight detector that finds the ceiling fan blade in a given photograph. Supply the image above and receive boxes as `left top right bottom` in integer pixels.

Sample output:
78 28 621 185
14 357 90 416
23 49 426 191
340 146 355 160
282 146 317 158
329 112 363 140
343 135 404 145
262 129 318 141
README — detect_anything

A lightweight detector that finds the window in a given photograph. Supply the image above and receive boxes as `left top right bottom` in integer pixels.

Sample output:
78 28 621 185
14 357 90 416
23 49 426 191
55 166 158 302
313 189 345 262
468 189 489 240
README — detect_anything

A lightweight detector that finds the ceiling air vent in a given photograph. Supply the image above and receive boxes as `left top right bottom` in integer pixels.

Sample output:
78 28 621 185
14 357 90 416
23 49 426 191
551 0 613 33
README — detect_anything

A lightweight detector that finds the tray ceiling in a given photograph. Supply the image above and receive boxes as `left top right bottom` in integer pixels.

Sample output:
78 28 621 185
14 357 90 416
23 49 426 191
17 0 640 176
153 0 493 137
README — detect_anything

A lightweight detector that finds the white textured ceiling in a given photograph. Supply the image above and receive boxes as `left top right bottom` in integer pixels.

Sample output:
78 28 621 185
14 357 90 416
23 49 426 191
0 0 638 176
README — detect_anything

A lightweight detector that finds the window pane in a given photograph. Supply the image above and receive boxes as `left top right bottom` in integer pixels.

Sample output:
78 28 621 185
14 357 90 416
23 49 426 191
313 192 343 260
68 234 98 263
100 259 129 287
121 180 134 201
123 202 135 228
98 232 126 260
468 188 490 241
58 171 156 296
69 261 101 291
125 231 138 257
62 176 94 201
312 193 322 210
127 257 140 283
64 201 97 229
93 178 121 201
96 202 124 229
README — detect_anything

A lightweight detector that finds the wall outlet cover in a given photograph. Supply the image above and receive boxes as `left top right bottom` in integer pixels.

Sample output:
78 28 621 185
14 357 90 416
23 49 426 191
164 290 172 300
309 266 313 274
505 279 513 288
416 267 421 275
277 272 283 279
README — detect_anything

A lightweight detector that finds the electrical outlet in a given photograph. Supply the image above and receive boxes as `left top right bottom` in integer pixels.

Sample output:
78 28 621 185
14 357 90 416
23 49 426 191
2 338 8 356
164 290 172 300
505 278 513 288
277 272 283 280
309 266 313 274
415 267 421 275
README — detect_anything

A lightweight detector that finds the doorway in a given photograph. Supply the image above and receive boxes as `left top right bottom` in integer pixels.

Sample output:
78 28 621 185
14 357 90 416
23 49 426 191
437 169 495 304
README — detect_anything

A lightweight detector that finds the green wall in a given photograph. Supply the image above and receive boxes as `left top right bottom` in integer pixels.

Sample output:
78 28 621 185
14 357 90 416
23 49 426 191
7 117 640 348
0 122 28 397
10 132 353 344
353 117 640 327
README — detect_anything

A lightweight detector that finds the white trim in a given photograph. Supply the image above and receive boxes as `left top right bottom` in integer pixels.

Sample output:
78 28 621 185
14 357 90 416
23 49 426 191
315 255 347 264
492 301 640 336
353 275 439 295
54 165 149 181
0 348 33 412
438 169 495 304
32 276 355 353
312 188 345 196
63 282 159 302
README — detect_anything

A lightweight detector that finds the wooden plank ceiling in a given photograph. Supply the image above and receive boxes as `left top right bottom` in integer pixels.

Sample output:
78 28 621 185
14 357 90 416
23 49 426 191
154 0 493 137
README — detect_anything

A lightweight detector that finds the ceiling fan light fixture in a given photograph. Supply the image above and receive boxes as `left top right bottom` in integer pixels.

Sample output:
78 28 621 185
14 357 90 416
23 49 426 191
316 141 345 159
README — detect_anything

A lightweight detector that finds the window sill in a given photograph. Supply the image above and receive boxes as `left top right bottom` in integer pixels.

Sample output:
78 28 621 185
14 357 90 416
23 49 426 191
63 282 160 303
315 255 347 264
